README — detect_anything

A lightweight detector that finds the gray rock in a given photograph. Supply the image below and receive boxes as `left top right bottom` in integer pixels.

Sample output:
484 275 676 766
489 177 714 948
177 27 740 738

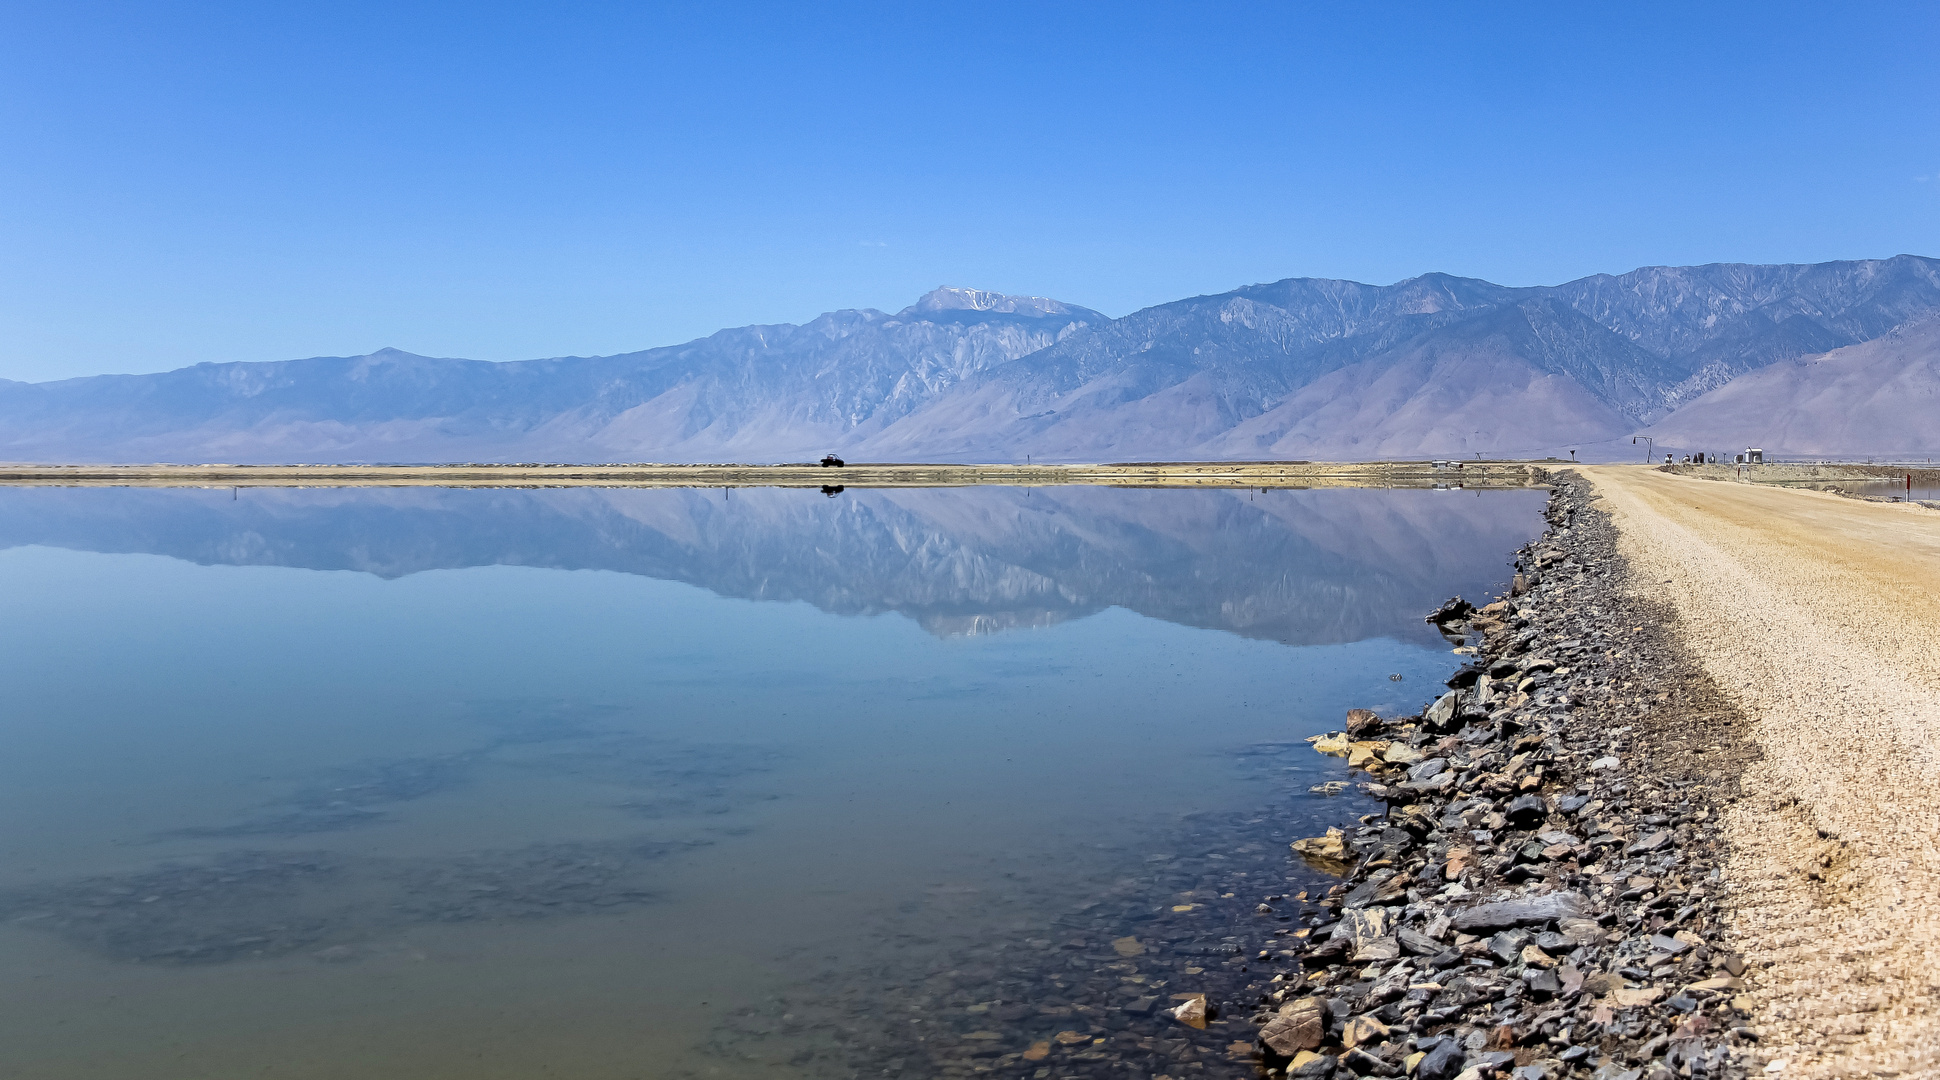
1427 597 1475 625
1291 1054 1338 1080
1647 933 1691 956
1627 830 1672 854
1344 870 1407 909
1344 1047 1400 1076
1450 891 1589 932
1418 1041 1466 1080
1425 691 1463 731
1353 936 1401 962
1410 771 1457 794
1396 928 1443 956
1505 794 1547 828
1488 929 1531 963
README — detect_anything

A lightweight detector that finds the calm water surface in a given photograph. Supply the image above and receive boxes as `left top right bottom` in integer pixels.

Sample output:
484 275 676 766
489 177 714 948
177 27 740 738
0 485 1545 1079
1847 478 1940 502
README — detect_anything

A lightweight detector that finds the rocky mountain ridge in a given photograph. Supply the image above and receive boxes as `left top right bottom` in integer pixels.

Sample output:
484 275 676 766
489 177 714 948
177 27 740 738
3 259 1935 463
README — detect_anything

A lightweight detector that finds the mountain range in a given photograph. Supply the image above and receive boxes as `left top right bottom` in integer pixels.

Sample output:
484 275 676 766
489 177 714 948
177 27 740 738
4 259 1937 463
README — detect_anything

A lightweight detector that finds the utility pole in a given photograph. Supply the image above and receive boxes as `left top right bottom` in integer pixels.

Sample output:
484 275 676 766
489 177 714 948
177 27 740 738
1632 436 1652 463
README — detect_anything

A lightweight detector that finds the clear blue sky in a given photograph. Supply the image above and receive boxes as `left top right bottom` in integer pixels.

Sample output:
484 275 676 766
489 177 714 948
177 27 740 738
2 1 1936 381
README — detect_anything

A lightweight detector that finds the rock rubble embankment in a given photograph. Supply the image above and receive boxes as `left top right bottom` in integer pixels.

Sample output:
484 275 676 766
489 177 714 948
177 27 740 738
1251 477 1757 1080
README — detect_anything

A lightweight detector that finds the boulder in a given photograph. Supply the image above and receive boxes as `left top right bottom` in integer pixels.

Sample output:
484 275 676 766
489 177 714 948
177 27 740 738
1505 794 1548 828
1487 929 1530 963
1346 708 1384 736
1290 1053 1338 1080
1418 1041 1467 1080
1292 828 1349 865
1427 597 1474 625
1260 996 1327 1056
1383 743 1424 765
1347 741 1392 769
1311 732 1352 756
1352 936 1401 962
1338 906 1393 945
1341 1013 1390 1049
1424 690 1465 732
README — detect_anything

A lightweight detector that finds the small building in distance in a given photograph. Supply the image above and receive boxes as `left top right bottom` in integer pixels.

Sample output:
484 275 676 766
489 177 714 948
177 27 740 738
1735 448 1765 464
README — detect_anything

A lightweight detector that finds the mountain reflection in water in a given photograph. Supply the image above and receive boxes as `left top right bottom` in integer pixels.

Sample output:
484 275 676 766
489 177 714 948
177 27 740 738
0 484 1536 644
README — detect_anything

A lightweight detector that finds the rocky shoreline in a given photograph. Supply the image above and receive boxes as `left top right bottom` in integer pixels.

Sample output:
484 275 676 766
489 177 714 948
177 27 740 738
1248 476 1759 1080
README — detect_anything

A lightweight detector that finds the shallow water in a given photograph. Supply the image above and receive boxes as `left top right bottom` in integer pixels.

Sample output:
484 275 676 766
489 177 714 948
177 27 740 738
0 484 1545 1078
1845 479 1940 503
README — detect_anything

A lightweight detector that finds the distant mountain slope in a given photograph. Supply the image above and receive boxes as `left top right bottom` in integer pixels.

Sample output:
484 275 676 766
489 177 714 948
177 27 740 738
0 287 1103 463
1634 317 1940 458
854 256 1940 462
2 258 1936 463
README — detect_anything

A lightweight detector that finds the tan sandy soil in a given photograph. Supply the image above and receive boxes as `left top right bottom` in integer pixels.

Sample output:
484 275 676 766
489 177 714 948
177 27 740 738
1585 466 1940 1079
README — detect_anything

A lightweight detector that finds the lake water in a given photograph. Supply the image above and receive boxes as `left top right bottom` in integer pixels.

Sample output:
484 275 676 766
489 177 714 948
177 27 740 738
0 484 1546 1079
1846 478 1940 503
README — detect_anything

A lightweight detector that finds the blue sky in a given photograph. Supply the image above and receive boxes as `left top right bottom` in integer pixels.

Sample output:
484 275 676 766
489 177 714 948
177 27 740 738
2 1 1936 381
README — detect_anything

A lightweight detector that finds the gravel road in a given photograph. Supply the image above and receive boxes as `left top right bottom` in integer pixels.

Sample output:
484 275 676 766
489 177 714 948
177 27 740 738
1586 467 1940 1080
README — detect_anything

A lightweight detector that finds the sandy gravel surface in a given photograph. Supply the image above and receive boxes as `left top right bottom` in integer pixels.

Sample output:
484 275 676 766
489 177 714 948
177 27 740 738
1586 467 1940 1079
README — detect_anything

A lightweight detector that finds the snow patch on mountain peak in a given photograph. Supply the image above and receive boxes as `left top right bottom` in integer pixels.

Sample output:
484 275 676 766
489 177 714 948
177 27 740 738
900 286 1084 319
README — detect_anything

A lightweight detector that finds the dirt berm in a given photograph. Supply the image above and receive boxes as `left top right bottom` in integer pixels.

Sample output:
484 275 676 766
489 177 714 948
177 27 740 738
1587 466 1940 1079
